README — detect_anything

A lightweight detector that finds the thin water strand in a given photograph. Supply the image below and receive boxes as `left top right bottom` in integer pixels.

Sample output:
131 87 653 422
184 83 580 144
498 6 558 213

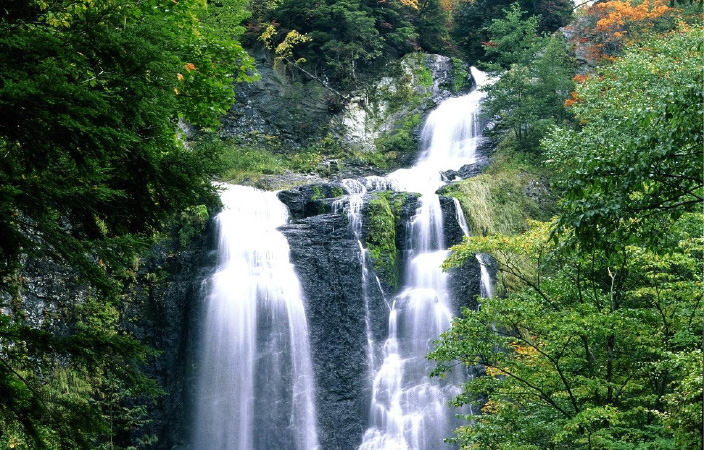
452 197 493 300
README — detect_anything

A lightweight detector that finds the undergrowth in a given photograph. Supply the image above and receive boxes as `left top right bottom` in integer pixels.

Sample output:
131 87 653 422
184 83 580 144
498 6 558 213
441 138 556 236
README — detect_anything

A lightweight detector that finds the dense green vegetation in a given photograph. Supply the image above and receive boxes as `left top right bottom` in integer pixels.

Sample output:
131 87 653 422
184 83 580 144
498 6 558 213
251 0 574 90
451 0 573 64
0 0 251 447
480 4 576 150
431 3 703 447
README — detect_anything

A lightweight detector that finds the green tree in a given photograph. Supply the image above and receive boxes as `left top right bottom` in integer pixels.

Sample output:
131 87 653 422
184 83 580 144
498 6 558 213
268 0 417 88
451 0 573 63
433 216 703 448
0 0 252 446
543 25 703 250
480 5 576 150
431 25 703 449
482 3 544 69
414 0 451 53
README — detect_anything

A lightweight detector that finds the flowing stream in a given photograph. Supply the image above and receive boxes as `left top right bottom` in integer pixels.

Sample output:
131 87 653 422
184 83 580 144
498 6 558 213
191 184 318 450
359 67 491 449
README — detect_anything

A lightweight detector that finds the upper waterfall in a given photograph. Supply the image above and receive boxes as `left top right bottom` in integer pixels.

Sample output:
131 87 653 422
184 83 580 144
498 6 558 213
386 67 488 195
359 67 490 450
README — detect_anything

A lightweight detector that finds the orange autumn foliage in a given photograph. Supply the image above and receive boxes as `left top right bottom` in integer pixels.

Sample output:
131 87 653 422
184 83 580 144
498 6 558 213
593 0 671 35
564 91 580 107
572 0 674 62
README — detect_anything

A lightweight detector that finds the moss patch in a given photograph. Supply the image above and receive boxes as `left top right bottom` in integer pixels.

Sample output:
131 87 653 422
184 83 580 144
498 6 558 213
416 65 434 88
440 145 555 236
364 191 411 290
373 113 422 169
450 57 471 93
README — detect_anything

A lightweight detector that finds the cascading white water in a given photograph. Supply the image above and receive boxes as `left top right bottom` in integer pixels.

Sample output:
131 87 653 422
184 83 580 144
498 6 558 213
333 179 387 380
359 68 490 450
191 184 319 450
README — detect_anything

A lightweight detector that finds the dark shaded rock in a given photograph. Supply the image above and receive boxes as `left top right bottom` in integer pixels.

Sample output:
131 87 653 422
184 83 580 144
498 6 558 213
8 257 88 332
439 196 468 249
129 222 219 449
395 193 420 272
440 139 494 183
358 191 420 293
278 182 346 220
280 213 387 450
441 163 484 183
221 47 333 148
438 195 484 313
447 257 482 313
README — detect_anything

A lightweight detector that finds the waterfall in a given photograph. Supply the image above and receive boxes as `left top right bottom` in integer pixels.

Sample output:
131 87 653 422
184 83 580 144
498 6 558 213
333 179 388 381
191 184 319 450
359 67 490 450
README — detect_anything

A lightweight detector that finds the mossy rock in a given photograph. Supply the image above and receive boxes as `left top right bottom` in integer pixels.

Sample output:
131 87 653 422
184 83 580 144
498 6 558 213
363 191 416 291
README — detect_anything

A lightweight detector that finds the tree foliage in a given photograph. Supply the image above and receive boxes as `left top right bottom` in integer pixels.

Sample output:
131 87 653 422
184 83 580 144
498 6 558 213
573 0 676 61
544 24 703 250
261 0 417 87
435 216 703 448
432 24 703 450
480 4 576 151
451 0 573 63
0 0 251 446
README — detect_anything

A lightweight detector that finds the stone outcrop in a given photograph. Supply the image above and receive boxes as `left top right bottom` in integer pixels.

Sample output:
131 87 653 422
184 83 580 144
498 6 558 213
219 50 474 160
280 212 377 450
220 47 334 148
337 54 472 153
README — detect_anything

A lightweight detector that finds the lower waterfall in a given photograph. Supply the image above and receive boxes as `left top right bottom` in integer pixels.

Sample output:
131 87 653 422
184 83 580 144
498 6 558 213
190 184 318 450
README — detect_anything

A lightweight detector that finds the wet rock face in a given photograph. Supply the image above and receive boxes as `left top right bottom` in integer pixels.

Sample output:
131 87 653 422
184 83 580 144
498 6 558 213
337 54 474 154
277 181 483 449
280 213 379 450
440 139 494 183
4 257 88 332
129 227 218 449
219 49 474 160
440 196 468 249
277 182 346 220
447 257 482 313
220 47 333 149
